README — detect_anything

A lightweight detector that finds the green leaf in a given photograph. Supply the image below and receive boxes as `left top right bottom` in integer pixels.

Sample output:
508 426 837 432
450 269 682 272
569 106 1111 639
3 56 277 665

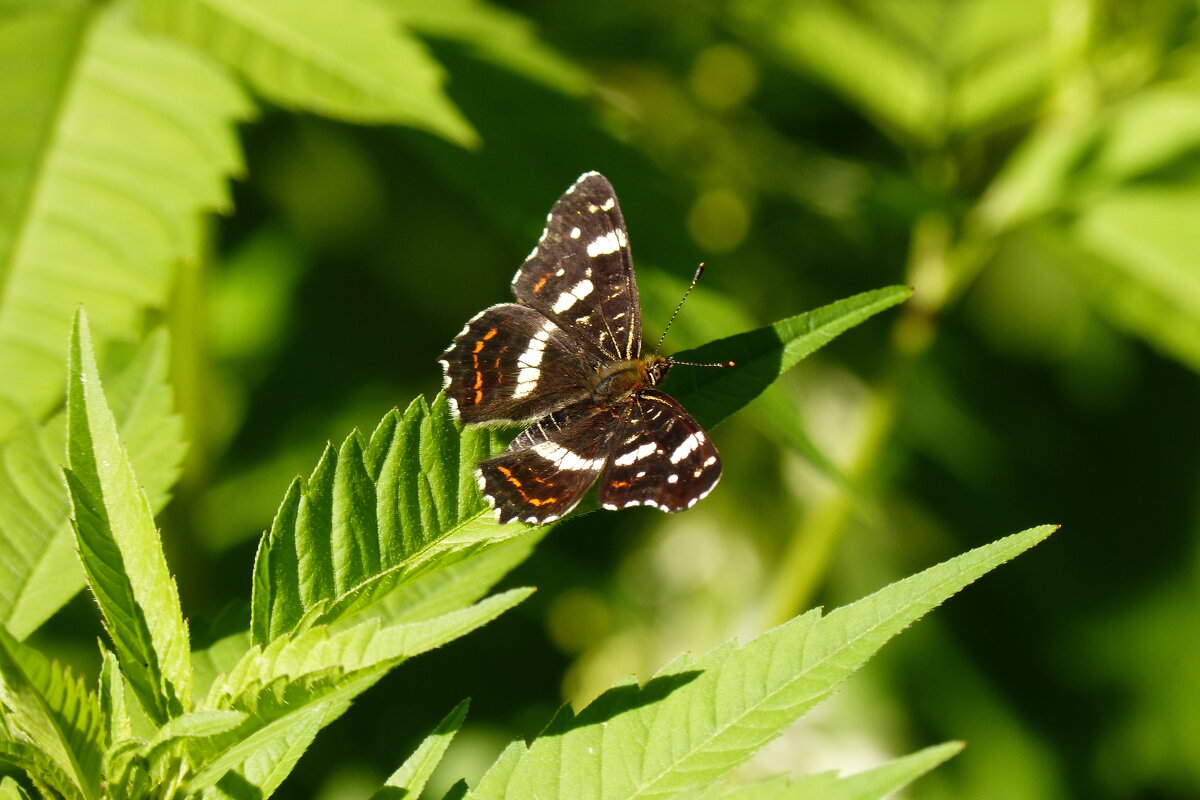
1068 186 1200 372
140 710 246 772
98 650 133 749
665 286 912 430
135 0 477 146
0 4 250 438
0 328 184 640
0 628 104 800
63 310 190 724
0 739 79 800
470 526 1054 799
726 742 963 799
222 590 530 705
386 0 589 94
188 591 529 798
727 2 943 145
251 394 528 644
372 699 469 800
0 776 32 800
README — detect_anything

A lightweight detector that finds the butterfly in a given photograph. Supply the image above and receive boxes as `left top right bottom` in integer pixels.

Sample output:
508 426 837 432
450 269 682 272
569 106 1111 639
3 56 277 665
439 172 723 524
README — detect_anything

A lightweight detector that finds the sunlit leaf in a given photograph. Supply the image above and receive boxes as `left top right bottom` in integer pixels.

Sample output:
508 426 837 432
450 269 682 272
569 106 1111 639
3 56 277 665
470 526 1054 798
371 699 469 800
0 628 104 800
63 311 191 724
135 0 477 145
0 4 249 438
0 329 183 640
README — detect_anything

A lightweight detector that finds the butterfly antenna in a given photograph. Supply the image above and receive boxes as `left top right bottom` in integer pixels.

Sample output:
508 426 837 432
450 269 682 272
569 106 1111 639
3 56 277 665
655 264 705 354
655 264 735 369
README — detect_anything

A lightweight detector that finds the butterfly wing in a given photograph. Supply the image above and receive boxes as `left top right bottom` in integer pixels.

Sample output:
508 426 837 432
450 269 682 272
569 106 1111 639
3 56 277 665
598 389 721 513
476 402 623 524
511 172 642 363
440 303 594 424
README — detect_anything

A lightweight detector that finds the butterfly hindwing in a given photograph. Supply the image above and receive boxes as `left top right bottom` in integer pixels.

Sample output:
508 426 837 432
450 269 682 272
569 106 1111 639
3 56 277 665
598 389 721 513
440 303 593 424
512 172 642 362
442 172 723 524
476 403 623 523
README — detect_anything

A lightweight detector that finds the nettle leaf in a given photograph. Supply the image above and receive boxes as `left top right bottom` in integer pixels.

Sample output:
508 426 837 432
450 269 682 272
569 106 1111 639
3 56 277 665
718 742 963 800
135 0 477 145
371 699 469 800
63 311 190 725
0 628 104 800
251 393 531 644
665 286 912 430
469 526 1054 799
187 591 529 798
0 4 250 439
0 329 184 641
386 0 589 95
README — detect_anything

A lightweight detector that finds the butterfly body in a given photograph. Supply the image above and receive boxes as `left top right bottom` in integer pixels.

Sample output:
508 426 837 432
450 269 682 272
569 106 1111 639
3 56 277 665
440 172 720 524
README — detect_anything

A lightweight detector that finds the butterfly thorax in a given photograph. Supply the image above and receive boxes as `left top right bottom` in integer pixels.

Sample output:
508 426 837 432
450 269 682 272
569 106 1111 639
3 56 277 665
592 353 669 402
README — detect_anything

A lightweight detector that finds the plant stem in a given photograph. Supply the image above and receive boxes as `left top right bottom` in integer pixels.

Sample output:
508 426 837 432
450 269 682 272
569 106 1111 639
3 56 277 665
761 211 952 627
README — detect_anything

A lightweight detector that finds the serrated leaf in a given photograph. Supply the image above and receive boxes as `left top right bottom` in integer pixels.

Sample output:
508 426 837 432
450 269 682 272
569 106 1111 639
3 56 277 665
222 590 529 704
251 394 527 644
470 526 1053 799
189 590 529 798
0 329 184 640
98 650 132 748
63 311 190 724
140 710 246 772
666 286 912 430
135 0 477 145
0 4 250 438
714 742 962 800
0 739 79 800
0 628 103 800
386 0 589 94
372 699 469 800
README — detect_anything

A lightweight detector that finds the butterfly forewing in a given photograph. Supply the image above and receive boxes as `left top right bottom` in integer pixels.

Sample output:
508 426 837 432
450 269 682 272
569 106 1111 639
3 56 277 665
512 172 642 363
476 403 623 523
440 303 593 424
441 171 723 524
598 390 721 513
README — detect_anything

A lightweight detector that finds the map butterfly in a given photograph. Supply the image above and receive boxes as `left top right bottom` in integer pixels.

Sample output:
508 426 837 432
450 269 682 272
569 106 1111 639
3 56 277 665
440 172 726 524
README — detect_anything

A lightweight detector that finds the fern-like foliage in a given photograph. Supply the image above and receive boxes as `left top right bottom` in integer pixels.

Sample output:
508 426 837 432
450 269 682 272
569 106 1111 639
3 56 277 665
0 4 251 439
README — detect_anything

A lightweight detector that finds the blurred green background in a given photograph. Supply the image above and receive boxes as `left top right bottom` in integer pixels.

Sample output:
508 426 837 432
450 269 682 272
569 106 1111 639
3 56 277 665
17 0 1200 797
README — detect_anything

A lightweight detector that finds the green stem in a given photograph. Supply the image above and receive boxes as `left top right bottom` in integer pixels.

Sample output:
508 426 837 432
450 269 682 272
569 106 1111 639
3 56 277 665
761 211 953 627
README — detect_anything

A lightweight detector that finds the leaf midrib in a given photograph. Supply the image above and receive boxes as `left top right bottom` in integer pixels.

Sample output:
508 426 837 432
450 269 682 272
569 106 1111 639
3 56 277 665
625 574 960 798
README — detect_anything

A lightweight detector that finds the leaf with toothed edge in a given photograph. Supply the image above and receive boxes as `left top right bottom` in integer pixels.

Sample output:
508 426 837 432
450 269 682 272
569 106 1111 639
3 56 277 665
469 526 1053 799
250 392 538 646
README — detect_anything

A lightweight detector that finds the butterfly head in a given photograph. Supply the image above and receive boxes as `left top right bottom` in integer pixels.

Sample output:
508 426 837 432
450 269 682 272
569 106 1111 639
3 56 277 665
643 352 671 386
